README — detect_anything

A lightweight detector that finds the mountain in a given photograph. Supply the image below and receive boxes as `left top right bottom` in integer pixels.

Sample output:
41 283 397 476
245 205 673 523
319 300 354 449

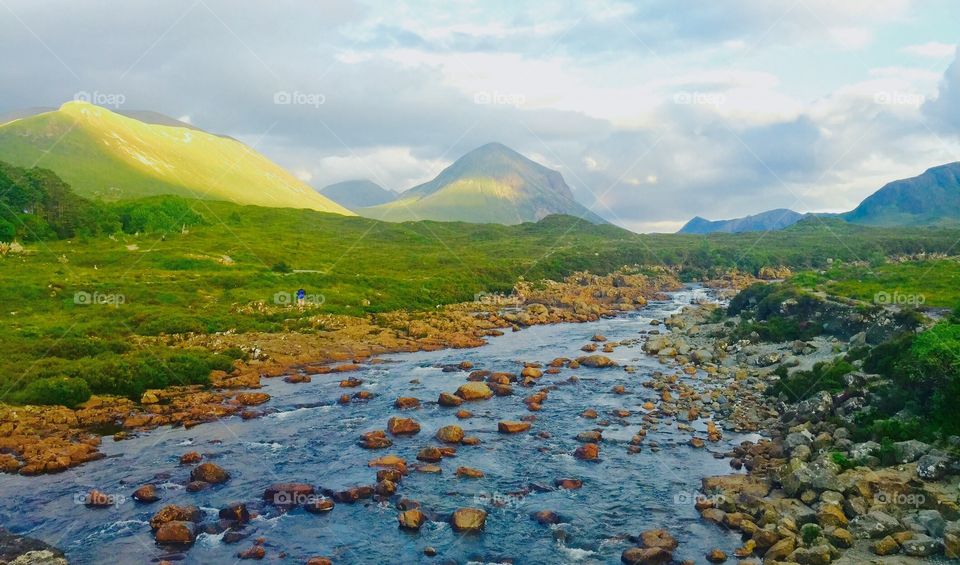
319 179 397 210
358 142 606 225
678 209 806 234
0 102 352 215
843 162 960 226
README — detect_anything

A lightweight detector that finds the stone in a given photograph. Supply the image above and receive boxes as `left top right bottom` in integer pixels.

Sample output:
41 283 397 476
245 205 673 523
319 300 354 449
621 547 672 564
574 443 599 460
499 421 531 434
576 431 602 442
237 544 266 559
705 549 727 563
893 439 931 463
577 355 616 368
438 392 463 407
150 505 201 530
190 462 230 484
398 509 425 530
179 451 202 464
640 529 677 550
154 521 196 545
417 447 443 462
435 425 464 443
532 510 562 525
917 451 952 481
816 503 848 528
455 382 493 401
387 417 420 435
944 521 960 558
304 497 335 513
219 503 252 523
871 535 900 555
792 544 832 565
132 484 160 503
901 533 942 557
394 397 420 409
763 536 795 561
555 478 582 490
456 466 484 478
236 392 270 406
451 508 486 532
851 510 902 539
359 430 393 449
826 528 853 548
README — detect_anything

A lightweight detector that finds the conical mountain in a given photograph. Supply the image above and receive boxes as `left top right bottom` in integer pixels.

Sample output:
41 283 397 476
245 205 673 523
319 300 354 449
359 142 605 224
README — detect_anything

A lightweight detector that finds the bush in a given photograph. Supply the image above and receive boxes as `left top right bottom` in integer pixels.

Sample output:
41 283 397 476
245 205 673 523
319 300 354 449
16 376 91 407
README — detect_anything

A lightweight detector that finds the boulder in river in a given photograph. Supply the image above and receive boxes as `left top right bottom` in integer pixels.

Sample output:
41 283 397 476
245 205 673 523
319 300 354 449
498 421 531 434
621 547 672 564
451 508 487 532
394 397 421 410
190 462 230 484
132 484 160 503
154 521 197 545
359 430 393 449
438 392 463 407
574 443 599 461
387 417 421 435
150 504 201 530
576 355 616 368
398 509 425 530
435 425 464 443
456 382 493 401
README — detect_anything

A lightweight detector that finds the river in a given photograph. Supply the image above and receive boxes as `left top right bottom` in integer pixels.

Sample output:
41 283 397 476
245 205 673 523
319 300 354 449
0 286 753 564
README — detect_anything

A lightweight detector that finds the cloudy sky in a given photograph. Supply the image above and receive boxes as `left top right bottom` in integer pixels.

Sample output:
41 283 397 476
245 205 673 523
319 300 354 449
2 0 959 232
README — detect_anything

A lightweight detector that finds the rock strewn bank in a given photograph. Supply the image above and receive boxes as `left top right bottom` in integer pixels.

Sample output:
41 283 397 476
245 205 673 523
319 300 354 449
634 292 960 563
0 269 681 477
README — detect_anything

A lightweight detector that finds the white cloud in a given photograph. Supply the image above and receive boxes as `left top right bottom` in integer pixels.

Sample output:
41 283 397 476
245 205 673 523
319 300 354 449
902 41 957 58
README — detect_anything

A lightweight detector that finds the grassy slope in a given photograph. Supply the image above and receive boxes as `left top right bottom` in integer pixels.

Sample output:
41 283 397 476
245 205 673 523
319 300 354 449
792 259 960 308
0 102 353 215
4 201 960 400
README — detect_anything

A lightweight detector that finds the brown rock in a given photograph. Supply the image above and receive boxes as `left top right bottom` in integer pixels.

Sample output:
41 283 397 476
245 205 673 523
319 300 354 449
456 409 473 419
451 507 487 532
133 484 160 503
150 505 201 530
387 417 421 435
640 529 678 550
417 447 443 462
435 425 464 443
398 508 425 530
179 451 202 464
872 535 900 556
236 392 270 406
532 510 561 525
304 497 335 514
574 443 599 460
359 430 393 449
456 466 484 478
581 409 598 419
498 421 532 434
705 548 727 563
555 478 583 490
621 547 672 564
455 382 493 401
438 392 463 407
155 521 197 545
238 544 266 559
339 378 362 388
190 462 230 484
394 397 420 409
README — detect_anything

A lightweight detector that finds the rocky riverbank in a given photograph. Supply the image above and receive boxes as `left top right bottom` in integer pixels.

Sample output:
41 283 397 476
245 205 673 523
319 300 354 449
625 290 960 563
0 268 681 478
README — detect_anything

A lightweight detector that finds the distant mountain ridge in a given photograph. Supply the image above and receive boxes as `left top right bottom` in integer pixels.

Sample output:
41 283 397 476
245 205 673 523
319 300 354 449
319 179 397 210
359 142 605 225
842 162 960 226
0 102 352 215
679 162 960 233
679 209 806 234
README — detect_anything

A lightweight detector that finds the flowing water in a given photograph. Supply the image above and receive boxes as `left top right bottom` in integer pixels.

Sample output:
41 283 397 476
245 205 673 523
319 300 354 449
0 286 755 564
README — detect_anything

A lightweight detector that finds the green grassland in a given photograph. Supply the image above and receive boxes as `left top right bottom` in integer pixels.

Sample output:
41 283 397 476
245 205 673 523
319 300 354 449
792 259 960 308
5 159 960 406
